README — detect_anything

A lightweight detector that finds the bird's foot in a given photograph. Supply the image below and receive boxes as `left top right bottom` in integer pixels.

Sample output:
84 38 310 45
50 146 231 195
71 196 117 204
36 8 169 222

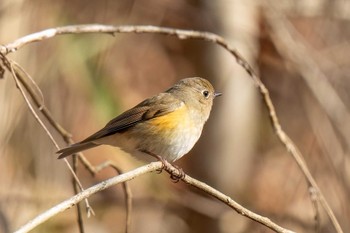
169 164 185 183
141 150 185 181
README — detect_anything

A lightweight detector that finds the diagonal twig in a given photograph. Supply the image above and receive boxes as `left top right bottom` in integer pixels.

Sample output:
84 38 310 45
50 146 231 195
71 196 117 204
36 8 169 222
14 162 295 233
0 54 95 219
87 160 132 233
72 155 85 233
262 3 345 232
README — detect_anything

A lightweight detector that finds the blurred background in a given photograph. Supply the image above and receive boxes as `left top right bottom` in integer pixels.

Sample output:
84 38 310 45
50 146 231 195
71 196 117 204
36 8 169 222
1 0 349 232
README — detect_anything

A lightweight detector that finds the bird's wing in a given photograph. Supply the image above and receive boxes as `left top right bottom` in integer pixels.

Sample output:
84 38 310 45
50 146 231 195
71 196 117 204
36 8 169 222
80 93 184 143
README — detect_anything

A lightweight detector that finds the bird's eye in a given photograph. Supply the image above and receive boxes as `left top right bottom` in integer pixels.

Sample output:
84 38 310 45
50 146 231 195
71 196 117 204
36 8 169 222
202 90 210 98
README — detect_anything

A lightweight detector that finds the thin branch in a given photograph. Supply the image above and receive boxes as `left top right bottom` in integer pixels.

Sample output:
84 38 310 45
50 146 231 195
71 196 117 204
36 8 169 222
161 161 295 233
73 155 85 233
94 161 132 233
309 187 320 233
7 58 72 140
262 3 344 233
14 162 295 233
62 153 132 232
13 162 160 233
0 25 256 79
264 3 350 150
77 153 100 176
0 55 94 219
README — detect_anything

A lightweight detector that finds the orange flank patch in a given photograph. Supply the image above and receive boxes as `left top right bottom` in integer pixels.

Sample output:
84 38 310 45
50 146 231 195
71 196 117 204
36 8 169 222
148 105 190 131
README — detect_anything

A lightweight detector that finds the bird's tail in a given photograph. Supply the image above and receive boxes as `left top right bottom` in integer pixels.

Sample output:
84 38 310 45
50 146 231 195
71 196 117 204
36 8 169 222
57 142 98 159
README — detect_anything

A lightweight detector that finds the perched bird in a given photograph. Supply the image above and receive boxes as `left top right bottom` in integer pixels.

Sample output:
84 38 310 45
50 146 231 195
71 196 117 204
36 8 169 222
57 77 221 162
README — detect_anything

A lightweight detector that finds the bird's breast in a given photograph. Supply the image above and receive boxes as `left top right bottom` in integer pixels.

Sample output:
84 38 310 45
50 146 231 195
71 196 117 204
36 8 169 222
136 105 203 161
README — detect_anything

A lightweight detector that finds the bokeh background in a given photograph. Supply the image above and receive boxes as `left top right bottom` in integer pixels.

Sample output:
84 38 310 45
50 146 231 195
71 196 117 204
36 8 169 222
1 0 349 233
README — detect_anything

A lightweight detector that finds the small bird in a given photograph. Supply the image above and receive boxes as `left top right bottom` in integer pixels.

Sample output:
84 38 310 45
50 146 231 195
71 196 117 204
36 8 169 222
57 77 221 162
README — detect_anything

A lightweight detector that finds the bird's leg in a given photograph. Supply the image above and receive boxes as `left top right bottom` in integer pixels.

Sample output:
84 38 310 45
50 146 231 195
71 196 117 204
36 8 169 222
141 150 185 182
141 150 166 173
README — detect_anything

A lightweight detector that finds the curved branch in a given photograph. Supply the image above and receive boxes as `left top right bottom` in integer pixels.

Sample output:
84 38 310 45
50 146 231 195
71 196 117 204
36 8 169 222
14 162 159 233
14 162 294 233
0 25 255 77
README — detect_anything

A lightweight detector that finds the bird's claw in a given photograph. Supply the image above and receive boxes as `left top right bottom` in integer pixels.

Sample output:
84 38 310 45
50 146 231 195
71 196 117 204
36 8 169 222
170 165 185 183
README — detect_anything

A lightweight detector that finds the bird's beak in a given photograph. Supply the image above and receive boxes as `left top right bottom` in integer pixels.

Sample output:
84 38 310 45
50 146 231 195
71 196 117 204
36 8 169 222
214 92 222 98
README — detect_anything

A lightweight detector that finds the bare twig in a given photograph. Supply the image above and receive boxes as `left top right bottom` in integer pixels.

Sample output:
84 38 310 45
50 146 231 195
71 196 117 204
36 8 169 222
77 153 99 176
6 58 72 141
73 155 85 233
0 25 256 79
94 161 132 233
0 54 93 220
309 187 320 233
14 162 295 233
161 161 295 233
264 3 350 151
64 153 132 232
262 3 344 233
0 54 94 219
13 162 160 233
